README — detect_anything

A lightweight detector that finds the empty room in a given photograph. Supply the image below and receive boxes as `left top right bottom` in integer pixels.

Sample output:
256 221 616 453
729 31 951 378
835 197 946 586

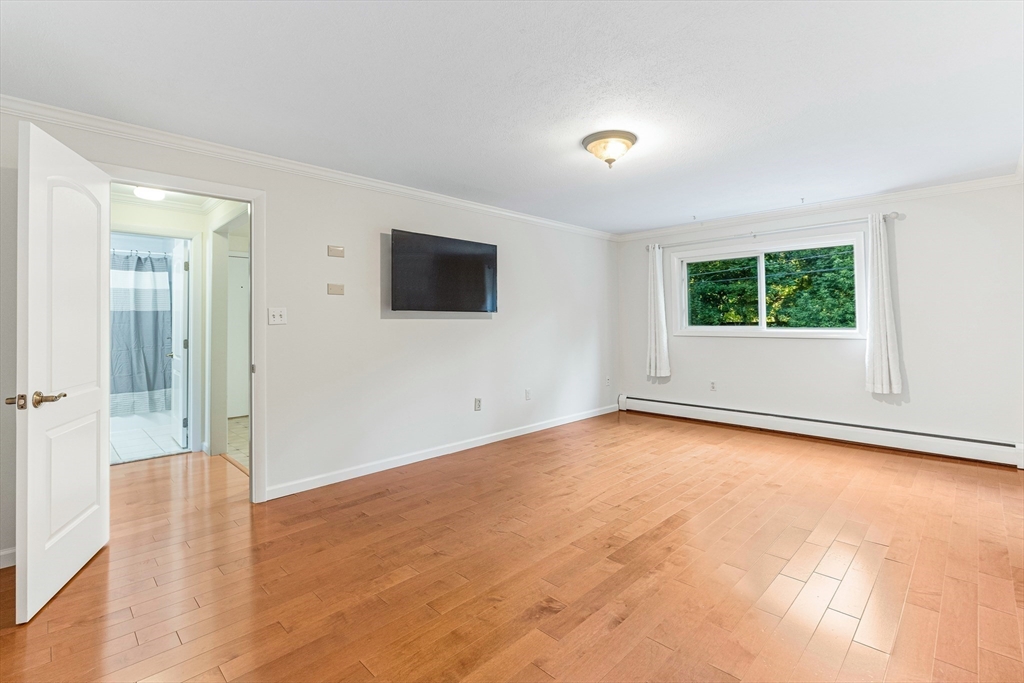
0 2 1021 682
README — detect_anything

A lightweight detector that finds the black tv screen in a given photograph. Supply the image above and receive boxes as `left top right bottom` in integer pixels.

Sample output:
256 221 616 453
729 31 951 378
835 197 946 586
391 229 497 312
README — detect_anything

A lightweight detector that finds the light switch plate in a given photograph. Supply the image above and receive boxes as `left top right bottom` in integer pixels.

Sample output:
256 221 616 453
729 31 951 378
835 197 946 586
268 307 287 325
327 283 345 295
327 245 345 258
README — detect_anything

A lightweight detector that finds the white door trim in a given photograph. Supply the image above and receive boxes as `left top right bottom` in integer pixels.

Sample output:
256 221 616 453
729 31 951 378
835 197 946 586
98 164 268 503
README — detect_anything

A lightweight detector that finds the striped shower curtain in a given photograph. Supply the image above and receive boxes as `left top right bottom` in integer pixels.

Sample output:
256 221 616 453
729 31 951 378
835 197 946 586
110 254 173 416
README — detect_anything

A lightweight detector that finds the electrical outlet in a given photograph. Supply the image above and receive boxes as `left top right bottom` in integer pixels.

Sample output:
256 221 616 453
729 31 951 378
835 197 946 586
710 381 717 391
474 398 482 411
268 308 287 325
606 378 611 386
525 389 531 401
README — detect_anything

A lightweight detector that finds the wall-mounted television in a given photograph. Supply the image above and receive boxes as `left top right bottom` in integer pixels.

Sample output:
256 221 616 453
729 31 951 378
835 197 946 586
391 229 497 312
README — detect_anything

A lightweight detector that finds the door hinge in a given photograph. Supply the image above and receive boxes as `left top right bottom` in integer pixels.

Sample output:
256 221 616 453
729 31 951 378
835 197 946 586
182 417 188 428
4 394 27 410
251 364 256 374
183 339 189 350
184 261 190 271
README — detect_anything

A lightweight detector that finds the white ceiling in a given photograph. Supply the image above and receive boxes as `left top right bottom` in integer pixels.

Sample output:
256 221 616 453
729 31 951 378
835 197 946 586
2 1 1021 234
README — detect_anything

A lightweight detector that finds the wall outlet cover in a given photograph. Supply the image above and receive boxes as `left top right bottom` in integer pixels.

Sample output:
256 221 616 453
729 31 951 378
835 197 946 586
327 283 345 295
327 245 345 258
268 307 287 325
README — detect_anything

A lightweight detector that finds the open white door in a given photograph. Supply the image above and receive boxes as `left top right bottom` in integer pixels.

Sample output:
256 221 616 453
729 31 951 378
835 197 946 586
169 239 189 449
13 122 110 624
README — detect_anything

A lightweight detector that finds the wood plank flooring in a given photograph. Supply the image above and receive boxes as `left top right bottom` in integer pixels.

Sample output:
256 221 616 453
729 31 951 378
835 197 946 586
1 411 1022 682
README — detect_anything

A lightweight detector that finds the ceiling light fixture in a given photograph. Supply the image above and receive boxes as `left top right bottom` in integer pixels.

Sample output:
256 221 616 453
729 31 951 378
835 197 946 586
582 130 637 169
133 186 166 201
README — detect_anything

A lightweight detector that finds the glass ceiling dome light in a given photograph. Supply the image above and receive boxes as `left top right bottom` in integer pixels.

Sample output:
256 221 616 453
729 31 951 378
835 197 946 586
582 130 637 169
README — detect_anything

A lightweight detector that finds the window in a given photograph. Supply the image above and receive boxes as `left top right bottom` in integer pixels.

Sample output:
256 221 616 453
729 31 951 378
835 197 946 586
673 233 865 338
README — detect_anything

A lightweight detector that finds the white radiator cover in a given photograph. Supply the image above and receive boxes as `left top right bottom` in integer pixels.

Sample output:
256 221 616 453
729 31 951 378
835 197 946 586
619 395 1024 469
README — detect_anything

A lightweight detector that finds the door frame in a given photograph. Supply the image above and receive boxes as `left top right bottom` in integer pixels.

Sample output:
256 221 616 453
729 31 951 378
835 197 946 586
100 165 268 503
109 230 197 454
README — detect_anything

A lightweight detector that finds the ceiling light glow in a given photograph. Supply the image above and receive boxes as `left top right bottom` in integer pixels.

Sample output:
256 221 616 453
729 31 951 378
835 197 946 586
133 186 166 201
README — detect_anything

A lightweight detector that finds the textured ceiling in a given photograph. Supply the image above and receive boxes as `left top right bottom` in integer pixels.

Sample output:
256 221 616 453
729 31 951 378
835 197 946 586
2 1 1021 233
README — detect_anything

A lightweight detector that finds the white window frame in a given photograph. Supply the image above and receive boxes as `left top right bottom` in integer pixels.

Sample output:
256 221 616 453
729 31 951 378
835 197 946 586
671 230 866 339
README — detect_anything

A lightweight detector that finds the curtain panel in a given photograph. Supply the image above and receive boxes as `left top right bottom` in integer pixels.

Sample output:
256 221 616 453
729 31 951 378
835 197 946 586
865 213 903 394
647 244 671 378
110 254 173 416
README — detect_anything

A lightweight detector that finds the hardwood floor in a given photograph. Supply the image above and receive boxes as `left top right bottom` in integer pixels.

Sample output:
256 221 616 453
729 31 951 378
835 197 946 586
1 411 1022 682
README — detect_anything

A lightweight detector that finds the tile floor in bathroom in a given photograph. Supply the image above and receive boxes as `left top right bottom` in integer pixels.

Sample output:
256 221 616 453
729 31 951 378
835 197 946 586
110 411 188 464
226 415 250 471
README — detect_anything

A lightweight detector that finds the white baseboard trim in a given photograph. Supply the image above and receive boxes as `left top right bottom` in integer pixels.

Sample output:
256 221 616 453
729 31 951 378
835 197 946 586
624 397 1024 469
266 405 620 500
0 547 14 569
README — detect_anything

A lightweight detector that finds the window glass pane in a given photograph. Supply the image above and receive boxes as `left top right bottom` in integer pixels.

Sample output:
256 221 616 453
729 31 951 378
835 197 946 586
687 256 759 326
764 245 855 328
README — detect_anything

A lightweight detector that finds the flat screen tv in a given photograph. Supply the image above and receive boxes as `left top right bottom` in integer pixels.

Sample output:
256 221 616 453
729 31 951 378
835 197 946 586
391 229 497 312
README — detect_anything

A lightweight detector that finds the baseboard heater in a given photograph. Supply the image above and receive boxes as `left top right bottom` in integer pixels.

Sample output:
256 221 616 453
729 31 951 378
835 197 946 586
621 395 1023 468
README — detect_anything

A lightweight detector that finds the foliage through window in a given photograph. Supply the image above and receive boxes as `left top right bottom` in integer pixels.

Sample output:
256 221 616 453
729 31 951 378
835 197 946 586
687 257 759 326
764 246 855 328
679 238 861 336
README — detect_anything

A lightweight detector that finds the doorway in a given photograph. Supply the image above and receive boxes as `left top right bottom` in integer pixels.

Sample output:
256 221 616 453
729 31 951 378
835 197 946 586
108 181 252 475
109 231 191 463
9 123 268 624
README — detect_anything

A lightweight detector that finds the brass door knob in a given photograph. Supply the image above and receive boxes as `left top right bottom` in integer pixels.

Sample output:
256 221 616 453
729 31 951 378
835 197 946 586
32 391 67 408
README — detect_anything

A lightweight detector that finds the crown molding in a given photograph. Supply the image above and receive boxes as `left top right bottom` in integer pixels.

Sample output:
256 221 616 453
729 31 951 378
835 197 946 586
4 96 1020 245
614 172 1024 243
0 95 614 242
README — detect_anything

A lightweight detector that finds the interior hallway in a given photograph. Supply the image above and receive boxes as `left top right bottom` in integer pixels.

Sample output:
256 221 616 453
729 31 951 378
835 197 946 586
1 412 1021 682
226 415 250 471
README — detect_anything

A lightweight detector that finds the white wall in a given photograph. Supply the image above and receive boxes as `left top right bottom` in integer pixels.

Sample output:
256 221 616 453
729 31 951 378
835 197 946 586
617 183 1024 456
227 254 250 418
0 106 619 521
110 232 176 253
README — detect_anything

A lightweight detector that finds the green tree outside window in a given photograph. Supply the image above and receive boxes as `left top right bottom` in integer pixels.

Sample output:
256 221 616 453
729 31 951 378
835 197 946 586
765 246 855 328
687 256 759 325
686 245 855 329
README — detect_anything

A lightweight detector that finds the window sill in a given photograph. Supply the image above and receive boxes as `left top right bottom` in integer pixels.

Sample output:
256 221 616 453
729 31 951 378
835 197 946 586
674 328 865 340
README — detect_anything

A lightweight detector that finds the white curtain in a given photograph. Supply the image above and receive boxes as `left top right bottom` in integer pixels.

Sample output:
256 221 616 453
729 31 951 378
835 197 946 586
647 244 671 378
865 213 902 394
